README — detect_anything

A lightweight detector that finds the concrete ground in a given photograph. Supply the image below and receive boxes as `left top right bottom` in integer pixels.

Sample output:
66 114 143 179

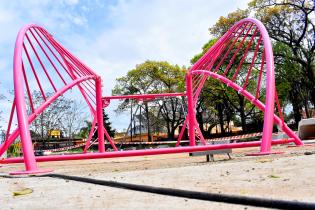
1 143 315 209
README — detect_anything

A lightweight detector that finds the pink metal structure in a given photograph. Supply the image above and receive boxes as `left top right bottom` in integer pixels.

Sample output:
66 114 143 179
0 18 303 174
176 18 303 154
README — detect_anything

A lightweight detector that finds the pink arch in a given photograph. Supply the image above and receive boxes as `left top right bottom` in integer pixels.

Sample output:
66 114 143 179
185 18 303 152
5 24 109 174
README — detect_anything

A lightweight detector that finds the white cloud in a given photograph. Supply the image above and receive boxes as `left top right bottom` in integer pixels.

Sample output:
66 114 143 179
0 0 250 131
72 0 249 91
64 0 79 6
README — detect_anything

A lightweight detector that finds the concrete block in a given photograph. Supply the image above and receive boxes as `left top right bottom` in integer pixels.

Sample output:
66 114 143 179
298 118 315 140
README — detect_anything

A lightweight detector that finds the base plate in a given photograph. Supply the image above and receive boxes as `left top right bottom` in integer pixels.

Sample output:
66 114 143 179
10 168 53 176
246 151 284 156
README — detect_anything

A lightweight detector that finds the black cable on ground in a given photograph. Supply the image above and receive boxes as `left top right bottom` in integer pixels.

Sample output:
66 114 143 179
44 173 315 210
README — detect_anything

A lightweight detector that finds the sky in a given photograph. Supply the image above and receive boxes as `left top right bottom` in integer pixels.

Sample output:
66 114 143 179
0 0 249 131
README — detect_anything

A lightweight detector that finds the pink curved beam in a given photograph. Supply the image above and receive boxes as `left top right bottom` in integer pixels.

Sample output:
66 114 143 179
13 23 42 172
191 70 303 146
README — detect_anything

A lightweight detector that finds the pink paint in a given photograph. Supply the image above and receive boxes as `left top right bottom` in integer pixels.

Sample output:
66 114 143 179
0 18 303 175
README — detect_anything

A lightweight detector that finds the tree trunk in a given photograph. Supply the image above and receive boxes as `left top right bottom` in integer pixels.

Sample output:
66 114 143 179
145 102 152 142
290 92 302 128
196 110 205 135
236 94 246 133
303 99 310 118
166 121 171 139
217 103 225 135
170 125 176 140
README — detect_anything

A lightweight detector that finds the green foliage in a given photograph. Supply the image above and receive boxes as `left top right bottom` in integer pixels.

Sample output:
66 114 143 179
7 142 21 157
209 9 249 37
113 60 186 95
249 0 315 121
191 39 217 64
112 60 186 112
112 60 186 139
78 120 92 139
192 0 315 131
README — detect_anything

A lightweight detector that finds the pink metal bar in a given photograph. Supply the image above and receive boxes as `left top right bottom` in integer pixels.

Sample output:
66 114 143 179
22 62 35 113
42 32 91 78
33 28 73 79
213 23 249 73
29 28 67 85
81 82 96 98
223 23 254 76
275 91 285 128
103 92 186 101
65 58 90 76
191 30 243 100
25 33 58 92
95 77 105 153
12 25 51 174
5 99 16 139
23 43 47 101
175 118 188 147
83 117 97 153
57 51 97 115
194 120 206 145
80 81 96 97
192 22 243 71
203 39 230 71
48 35 97 76
231 27 258 81
81 85 96 106
1 138 295 164
242 35 263 89
103 127 118 151
255 50 265 99
186 72 196 146
192 75 204 93
83 79 96 91
78 84 97 114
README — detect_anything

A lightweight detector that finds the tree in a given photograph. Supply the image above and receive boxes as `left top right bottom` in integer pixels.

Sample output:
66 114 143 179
191 0 315 133
112 60 186 140
28 91 86 139
103 110 115 137
78 120 92 139
274 42 307 126
249 0 315 114
59 100 86 139
209 9 249 37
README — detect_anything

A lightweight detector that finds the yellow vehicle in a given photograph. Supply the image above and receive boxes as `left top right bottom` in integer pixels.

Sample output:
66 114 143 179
48 129 61 139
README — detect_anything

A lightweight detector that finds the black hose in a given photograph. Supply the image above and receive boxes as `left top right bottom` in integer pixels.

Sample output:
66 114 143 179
45 173 315 210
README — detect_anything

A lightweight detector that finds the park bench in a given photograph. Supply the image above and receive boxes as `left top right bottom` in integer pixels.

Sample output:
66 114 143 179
189 140 232 162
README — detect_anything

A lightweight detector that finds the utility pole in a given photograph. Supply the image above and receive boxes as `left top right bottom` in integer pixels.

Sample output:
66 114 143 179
145 101 152 142
139 102 142 141
130 99 133 142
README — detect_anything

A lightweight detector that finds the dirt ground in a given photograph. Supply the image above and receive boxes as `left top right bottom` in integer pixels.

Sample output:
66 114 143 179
1 143 315 209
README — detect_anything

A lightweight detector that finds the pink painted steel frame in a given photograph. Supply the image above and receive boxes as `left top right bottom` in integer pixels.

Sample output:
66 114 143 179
0 18 303 174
